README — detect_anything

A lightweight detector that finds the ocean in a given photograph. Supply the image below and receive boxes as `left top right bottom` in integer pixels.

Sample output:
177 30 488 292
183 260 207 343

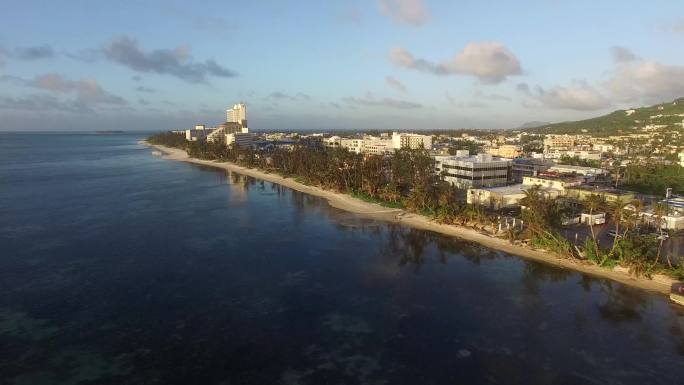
0 132 682 384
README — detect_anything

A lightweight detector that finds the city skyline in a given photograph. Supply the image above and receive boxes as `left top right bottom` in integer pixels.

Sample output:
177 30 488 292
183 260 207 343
2 0 684 131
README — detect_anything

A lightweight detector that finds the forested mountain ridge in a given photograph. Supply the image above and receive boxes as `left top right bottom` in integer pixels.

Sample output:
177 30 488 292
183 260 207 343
524 98 684 136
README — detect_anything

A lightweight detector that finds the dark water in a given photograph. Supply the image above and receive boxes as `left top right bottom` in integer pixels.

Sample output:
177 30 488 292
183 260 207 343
1 133 683 385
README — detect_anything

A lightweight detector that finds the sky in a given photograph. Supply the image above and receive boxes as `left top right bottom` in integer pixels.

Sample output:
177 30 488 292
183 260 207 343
1 0 684 131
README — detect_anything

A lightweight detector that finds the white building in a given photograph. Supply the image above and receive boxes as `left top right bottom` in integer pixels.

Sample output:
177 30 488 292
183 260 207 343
543 150 601 160
337 136 394 155
226 103 248 132
435 153 512 189
205 103 253 147
392 132 432 150
548 164 608 177
185 125 215 141
340 139 363 154
362 136 394 155
466 175 563 209
226 132 256 148
324 136 342 148
523 175 583 191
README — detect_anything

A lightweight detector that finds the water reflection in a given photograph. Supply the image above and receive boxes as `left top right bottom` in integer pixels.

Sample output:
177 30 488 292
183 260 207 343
3 137 684 385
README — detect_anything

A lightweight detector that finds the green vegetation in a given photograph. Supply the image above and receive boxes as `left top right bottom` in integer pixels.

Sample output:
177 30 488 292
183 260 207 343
148 132 681 281
558 155 600 168
526 97 684 136
350 191 405 209
519 185 576 259
147 132 187 148
520 134 544 153
622 164 684 195
582 197 672 277
447 139 482 155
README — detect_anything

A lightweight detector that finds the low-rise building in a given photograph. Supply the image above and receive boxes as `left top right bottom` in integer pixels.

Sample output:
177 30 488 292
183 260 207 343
341 138 363 154
523 175 584 191
543 134 590 151
511 158 553 183
185 125 216 141
324 136 342 148
392 132 432 150
467 175 563 209
362 136 394 155
565 185 635 203
436 153 512 189
544 150 602 160
487 145 522 159
226 132 256 148
548 164 609 177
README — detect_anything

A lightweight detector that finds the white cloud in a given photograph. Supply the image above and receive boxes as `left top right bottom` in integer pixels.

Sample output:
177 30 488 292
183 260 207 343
337 8 362 25
519 81 611 111
606 60 684 104
672 18 684 33
103 36 236 84
378 0 429 27
266 91 310 101
390 42 523 84
473 89 512 102
385 76 407 92
27 73 127 105
343 94 421 109
610 46 638 63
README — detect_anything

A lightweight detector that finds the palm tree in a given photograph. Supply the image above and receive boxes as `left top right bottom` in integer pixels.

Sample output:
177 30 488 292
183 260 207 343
582 194 604 258
653 203 670 267
607 197 628 255
520 185 542 210
630 199 644 229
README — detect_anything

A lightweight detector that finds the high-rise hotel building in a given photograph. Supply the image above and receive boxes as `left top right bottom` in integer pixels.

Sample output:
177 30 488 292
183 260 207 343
206 102 255 147
226 103 248 133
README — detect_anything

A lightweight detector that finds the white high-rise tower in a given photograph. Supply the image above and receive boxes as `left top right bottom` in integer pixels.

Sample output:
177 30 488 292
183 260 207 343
226 103 248 133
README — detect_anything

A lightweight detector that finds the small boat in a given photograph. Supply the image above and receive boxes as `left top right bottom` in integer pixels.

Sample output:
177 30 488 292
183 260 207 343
671 283 684 306
152 150 163 156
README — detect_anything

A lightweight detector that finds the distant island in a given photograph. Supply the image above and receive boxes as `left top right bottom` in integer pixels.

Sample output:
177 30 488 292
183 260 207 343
95 130 125 134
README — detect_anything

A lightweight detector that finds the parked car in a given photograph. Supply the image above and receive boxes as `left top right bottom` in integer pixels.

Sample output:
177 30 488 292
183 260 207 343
655 233 669 240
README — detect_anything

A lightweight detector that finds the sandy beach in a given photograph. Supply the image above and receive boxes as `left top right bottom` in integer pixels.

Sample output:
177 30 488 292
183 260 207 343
144 142 679 295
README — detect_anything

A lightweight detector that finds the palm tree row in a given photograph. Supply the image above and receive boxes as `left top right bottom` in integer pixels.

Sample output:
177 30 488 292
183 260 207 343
580 195 674 277
150 133 681 280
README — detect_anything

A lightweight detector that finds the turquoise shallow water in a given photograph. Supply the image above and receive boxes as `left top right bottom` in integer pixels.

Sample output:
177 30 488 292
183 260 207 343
0 132 683 384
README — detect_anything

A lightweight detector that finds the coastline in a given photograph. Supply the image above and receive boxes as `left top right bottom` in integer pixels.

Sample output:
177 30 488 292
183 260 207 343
144 141 679 295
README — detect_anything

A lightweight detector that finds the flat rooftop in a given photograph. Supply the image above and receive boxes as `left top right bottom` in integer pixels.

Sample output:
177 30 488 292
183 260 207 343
525 174 583 183
436 155 511 162
472 184 561 195
567 185 633 194
549 164 607 172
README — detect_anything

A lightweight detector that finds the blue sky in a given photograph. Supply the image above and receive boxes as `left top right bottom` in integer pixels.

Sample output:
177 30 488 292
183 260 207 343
1 0 684 131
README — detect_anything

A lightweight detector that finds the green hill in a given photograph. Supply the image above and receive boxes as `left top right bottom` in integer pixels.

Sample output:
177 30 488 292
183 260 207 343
524 97 684 136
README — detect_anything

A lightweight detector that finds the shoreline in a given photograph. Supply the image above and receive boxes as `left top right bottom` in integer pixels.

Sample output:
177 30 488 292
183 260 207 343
144 141 679 296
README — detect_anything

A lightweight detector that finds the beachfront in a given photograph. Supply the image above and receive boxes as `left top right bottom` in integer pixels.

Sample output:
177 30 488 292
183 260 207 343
145 141 679 295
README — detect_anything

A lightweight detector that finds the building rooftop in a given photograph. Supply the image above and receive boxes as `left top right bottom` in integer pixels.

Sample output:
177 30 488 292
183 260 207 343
472 183 561 195
548 164 607 172
436 153 511 163
567 185 633 195
525 173 584 183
